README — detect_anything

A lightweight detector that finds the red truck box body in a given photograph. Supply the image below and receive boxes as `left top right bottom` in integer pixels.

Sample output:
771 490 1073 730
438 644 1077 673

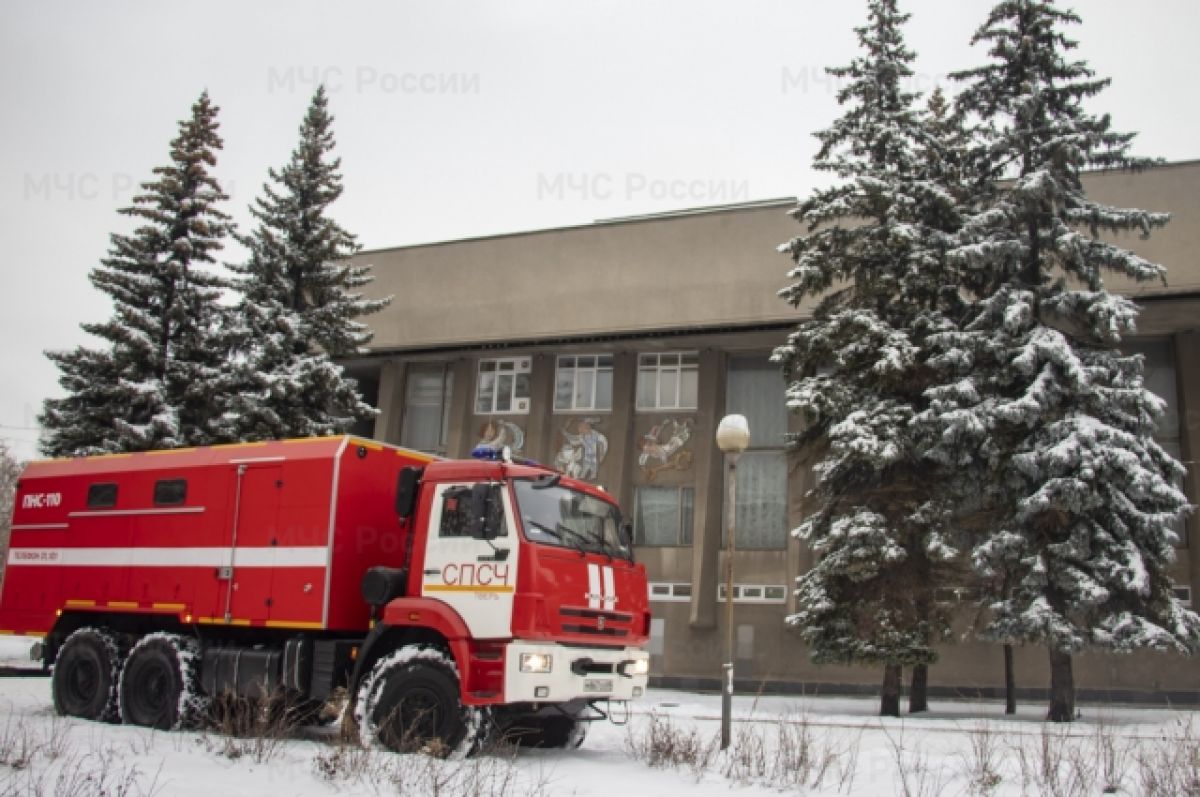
0 436 430 637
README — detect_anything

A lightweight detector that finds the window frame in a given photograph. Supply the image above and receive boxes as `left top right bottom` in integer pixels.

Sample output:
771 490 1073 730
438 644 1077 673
715 583 788 605
633 485 695 547
401 361 455 455
636 352 699 411
649 582 694 603
554 354 614 413
722 354 789 551
475 356 532 415
721 449 789 551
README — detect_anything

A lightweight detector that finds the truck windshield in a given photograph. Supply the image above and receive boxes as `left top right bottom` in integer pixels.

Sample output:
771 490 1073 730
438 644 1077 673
513 480 631 561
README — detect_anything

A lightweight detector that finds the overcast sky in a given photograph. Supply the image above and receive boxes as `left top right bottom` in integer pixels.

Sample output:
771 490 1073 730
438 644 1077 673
1 1 1197 460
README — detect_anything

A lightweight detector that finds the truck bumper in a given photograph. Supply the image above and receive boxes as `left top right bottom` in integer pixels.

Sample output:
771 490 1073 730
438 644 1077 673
503 641 649 703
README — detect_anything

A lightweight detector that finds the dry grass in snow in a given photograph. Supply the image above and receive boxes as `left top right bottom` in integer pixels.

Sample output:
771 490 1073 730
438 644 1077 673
1 637 1199 796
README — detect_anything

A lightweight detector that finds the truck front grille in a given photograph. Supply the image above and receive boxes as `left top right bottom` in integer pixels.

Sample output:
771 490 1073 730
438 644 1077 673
559 607 633 637
562 623 623 636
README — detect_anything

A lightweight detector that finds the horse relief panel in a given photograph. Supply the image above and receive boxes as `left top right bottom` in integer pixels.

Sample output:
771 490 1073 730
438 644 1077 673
637 418 694 481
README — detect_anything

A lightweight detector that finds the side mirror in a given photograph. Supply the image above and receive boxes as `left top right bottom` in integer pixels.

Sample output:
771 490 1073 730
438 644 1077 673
621 521 634 549
395 467 422 518
531 473 561 490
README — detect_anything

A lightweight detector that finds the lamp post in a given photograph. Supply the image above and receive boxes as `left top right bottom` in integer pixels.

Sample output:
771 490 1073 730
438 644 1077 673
715 414 750 750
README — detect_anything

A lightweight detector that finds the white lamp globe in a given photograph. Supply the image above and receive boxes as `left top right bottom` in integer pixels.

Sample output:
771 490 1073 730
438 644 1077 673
715 414 750 454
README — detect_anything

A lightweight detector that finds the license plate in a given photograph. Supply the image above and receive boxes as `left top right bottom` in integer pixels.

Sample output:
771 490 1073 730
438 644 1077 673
584 678 613 693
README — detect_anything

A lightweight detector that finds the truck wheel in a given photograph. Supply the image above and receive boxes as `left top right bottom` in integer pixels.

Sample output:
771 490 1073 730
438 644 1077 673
542 713 588 749
502 711 588 748
119 634 204 730
355 646 485 757
52 627 121 722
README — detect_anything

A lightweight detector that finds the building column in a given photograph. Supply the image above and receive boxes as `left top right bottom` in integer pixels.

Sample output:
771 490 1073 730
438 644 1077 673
372 359 405 444
609 352 638 510
525 354 555 463
1174 331 1200 601
689 349 727 630
446 358 476 458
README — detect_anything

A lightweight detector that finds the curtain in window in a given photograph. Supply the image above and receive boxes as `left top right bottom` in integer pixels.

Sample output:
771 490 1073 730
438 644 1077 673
726 357 787 448
725 357 788 549
402 364 452 453
726 451 787 549
635 486 693 546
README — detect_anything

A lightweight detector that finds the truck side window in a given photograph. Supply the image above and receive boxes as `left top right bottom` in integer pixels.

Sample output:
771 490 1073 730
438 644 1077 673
439 485 506 538
153 479 187 506
440 490 471 537
86 483 118 509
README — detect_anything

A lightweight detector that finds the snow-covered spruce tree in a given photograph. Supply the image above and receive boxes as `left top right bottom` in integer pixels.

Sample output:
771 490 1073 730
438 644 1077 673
40 92 235 456
773 0 967 717
0 440 22 537
923 0 1199 722
225 86 385 440
0 440 23 591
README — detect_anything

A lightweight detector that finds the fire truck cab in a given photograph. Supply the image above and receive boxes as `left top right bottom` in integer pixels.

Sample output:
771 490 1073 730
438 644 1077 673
0 436 651 752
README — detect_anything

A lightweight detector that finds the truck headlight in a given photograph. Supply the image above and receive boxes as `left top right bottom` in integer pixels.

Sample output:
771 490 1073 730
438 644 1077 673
619 657 650 677
520 653 553 673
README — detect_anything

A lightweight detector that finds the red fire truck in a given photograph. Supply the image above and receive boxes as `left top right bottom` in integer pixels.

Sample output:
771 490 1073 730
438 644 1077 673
0 436 651 752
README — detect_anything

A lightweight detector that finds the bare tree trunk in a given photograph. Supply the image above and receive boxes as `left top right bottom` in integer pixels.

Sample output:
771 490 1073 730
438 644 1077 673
881 664 902 717
1004 644 1016 715
908 663 928 713
1047 648 1075 722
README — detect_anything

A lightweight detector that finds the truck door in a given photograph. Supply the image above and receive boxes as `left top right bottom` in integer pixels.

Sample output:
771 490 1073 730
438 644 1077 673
420 482 518 639
222 464 283 624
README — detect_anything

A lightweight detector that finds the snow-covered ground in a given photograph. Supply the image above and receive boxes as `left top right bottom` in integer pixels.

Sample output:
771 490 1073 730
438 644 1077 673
0 635 1196 796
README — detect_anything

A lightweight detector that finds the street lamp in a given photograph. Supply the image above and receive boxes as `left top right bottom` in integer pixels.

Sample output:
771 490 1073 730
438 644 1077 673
715 414 750 750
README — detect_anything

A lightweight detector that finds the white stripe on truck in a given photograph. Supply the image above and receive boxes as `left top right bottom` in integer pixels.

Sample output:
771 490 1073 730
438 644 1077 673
6 547 328 568
602 564 616 611
587 562 601 609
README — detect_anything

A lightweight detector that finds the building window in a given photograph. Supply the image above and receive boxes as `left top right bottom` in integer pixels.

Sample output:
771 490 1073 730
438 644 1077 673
724 357 789 550
727 357 788 447
716 584 788 604
401 363 454 455
555 355 613 412
649 582 694 602
1174 585 1193 608
1126 340 1186 547
725 451 788 550
634 486 694 546
637 352 698 411
476 357 531 415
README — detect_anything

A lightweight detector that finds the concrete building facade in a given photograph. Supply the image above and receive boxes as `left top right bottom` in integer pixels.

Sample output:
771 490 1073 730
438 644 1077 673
342 161 1200 702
